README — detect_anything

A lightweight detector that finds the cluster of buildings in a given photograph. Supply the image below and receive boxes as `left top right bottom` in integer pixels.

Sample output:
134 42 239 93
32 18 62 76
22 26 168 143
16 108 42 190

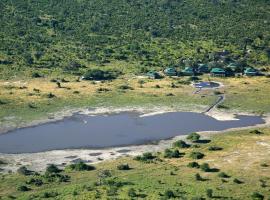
146 63 262 79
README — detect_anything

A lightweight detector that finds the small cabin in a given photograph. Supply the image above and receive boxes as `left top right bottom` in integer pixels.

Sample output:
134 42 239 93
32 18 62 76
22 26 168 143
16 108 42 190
227 63 238 72
210 68 226 77
164 68 177 76
244 67 259 76
181 67 194 76
146 71 161 79
197 64 209 73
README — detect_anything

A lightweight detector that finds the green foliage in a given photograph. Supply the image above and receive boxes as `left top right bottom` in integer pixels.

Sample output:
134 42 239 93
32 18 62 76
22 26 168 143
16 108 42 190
251 192 264 200
0 0 269 78
17 185 30 192
200 163 210 172
117 164 130 170
118 84 134 90
164 149 181 158
26 178 43 186
187 133 201 142
83 69 120 80
66 162 95 171
206 189 213 198
17 166 32 176
190 152 205 159
218 172 230 178
208 146 223 151
250 130 264 135
128 188 137 198
163 190 175 199
187 162 200 168
173 140 190 148
134 152 155 162
46 164 61 174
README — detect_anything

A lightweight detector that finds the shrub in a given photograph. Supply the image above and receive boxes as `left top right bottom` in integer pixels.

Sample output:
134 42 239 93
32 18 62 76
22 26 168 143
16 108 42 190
0 99 8 105
200 163 211 172
216 104 229 109
187 132 201 142
106 186 118 196
118 85 134 90
164 149 181 158
17 166 31 176
195 173 204 181
218 172 230 178
42 191 58 198
206 189 213 198
0 159 7 165
32 72 43 78
250 130 263 135
187 162 200 168
251 192 264 200
47 92 56 98
164 190 175 198
67 162 95 171
46 164 61 174
173 140 190 148
134 152 155 162
128 188 137 197
190 152 205 159
83 69 120 80
26 178 43 186
96 87 111 93
233 178 243 184
208 146 223 151
17 185 30 192
117 164 130 170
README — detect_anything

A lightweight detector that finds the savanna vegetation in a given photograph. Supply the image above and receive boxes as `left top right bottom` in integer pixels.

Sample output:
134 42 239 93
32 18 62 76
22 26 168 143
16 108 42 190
0 128 270 199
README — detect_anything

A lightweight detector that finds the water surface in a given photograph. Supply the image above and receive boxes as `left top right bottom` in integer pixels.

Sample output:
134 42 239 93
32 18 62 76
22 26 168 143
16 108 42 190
0 112 264 154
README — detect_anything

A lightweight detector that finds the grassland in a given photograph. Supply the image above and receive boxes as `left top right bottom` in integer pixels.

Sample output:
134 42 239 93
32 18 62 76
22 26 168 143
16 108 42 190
0 128 269 199
0 72 270 130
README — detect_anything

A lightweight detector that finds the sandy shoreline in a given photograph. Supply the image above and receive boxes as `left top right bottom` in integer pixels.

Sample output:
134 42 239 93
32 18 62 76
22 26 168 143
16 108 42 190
0 106 269 173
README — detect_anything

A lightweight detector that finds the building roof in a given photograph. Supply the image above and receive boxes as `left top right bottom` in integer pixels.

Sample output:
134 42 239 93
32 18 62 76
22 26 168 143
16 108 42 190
210 68 225 73
182 67 194 73
244 67 258 74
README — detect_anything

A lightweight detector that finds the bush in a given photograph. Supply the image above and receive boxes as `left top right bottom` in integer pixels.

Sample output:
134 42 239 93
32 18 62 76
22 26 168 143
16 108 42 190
164 149 181 158
208 146 223 151
218 172 230 178
42 191 58 198
118 84 134 90
128 188 137 197
187 132 201 142
190 152 205 159
206 189 213 198
200 163 211 172
46 164 61 174
26 178 43 186
173 140 190 148
233 178 243 184
134 152 155 162
83 69 120 80
251 192 264 200
17 166 31 176
32 72 43 78
47 92 56 98
67 162 95 171
187 162 200 168
250 130 263 135
164 190 175 199
117 164 130 170
195 173 204 181
17 185 30 192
